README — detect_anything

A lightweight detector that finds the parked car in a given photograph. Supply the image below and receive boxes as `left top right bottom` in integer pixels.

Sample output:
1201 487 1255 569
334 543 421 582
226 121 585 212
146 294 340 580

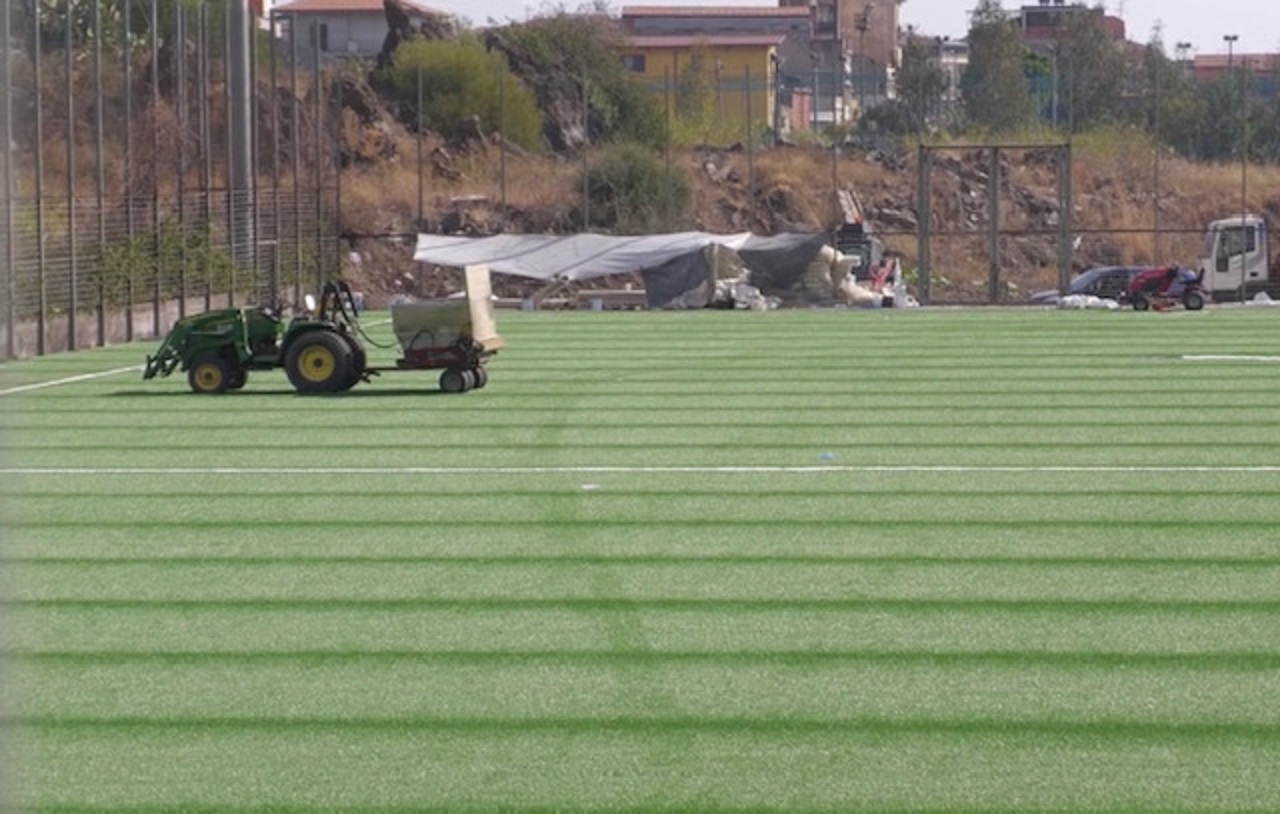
1029 266 1148 305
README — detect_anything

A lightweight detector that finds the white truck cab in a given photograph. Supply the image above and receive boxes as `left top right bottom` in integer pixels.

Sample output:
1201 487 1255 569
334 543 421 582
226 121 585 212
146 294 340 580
1197 215 1277 301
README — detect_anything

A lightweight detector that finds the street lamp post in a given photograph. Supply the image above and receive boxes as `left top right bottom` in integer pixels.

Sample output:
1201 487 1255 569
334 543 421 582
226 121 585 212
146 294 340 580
771 52 781 144
1175 42 1193 154
855 3 873 118
1175 41 1192 74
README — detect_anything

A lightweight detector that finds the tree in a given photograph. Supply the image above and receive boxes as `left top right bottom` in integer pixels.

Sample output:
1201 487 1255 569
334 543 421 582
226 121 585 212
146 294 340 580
386 38 544 151
486 13 666 151
896 34 949 136
1134 38 1204 157
960 0 1034 133
1052 5 1125 132
582 141 690 233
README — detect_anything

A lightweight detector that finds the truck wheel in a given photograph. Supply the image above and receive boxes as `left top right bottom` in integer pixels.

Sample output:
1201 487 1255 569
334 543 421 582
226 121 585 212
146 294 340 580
188 354 233 394
286 331 354 393
1183 291 1205 311
439 367 468 393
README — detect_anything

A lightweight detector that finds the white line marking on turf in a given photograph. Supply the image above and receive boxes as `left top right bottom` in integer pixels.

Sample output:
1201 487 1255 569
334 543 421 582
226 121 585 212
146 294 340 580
0 366 141 396
1182 354 1280 362
4 465 1280 475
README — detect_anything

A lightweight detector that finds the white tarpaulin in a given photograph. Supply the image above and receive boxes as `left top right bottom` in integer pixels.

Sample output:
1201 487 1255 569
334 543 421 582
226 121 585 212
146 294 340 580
413 231 753 282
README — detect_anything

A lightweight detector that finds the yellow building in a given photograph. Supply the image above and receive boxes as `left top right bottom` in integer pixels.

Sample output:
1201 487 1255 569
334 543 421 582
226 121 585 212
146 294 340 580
620 33 784 134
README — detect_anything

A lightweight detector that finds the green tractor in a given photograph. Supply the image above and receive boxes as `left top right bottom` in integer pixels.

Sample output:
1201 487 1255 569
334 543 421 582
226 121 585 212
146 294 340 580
143 271 503 394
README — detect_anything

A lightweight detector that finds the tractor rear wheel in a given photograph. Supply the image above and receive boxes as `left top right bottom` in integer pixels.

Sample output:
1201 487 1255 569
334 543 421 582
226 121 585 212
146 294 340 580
286 331 354 393
188 354 233 394
338 334 366 391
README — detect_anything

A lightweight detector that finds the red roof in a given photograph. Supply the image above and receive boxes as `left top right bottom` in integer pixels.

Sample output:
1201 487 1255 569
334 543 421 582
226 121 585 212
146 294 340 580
626 33 787 48
274 0 444 14
622 5 809 17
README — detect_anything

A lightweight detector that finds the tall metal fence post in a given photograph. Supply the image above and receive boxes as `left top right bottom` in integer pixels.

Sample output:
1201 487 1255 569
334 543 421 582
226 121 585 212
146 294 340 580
66 0 78 351
2 0 14 359
498 61 506 221
581 70 589 232
746 64 754 227
416 65 423 227
94 0 106 346
229 0 255 290
311 28 322 294
176 3 188 317
150 0 161 334
986 146 1001 303
269 10 281 302
332 70 341 281
34 6 47 355
917 144 932 305
124 0 135 340
290 15 302 305
1057 143 1073 291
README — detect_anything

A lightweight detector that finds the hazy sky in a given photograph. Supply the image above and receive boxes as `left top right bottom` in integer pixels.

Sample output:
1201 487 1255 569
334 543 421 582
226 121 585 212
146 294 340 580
433 0 1280 56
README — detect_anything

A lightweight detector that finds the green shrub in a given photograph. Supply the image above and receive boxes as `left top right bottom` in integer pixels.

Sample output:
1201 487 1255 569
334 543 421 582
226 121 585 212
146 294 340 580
582 142 690 233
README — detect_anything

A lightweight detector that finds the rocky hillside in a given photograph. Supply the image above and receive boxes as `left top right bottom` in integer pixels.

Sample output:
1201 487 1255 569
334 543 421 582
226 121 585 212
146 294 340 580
331 66 1280 307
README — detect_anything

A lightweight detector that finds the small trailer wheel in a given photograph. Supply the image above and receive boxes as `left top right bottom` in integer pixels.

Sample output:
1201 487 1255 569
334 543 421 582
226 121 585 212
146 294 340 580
439 368 468 393
471 367 488 389
226 369 248 390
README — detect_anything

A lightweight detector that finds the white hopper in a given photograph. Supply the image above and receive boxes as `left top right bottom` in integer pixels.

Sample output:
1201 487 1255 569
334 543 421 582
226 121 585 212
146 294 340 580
390 265 506 354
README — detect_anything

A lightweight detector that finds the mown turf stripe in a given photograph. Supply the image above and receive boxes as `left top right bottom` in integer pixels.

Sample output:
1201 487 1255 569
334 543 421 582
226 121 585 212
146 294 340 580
6 597 1278 611
7 463 1280 474
8 439 1280 452
8 554 1280 567
7 649 1280 669
9 486 1280 499
9 715 1280 740
8 518 1279 530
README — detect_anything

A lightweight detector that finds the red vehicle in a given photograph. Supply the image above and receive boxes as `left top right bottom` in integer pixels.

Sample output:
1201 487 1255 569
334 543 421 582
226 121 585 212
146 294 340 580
1125 266 1206 311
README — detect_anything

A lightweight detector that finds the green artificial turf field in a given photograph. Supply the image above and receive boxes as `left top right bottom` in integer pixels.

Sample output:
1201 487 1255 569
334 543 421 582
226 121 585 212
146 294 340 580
1 306 1279 811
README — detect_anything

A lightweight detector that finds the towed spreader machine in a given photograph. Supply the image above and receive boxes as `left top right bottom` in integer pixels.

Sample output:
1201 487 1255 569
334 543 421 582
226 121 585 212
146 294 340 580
143 266 504 394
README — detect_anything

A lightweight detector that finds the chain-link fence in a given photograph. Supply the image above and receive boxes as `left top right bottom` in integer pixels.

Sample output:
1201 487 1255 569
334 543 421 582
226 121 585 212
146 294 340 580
3 3 1251 360
1 1 340 360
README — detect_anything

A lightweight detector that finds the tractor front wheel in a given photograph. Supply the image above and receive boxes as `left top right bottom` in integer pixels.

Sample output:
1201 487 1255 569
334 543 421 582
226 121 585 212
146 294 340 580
1130 294 1149 311
286 331 354 394
1184 291 1206 311
188 355 233 394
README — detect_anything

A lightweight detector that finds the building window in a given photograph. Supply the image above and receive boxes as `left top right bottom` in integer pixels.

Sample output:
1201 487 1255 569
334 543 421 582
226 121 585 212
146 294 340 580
309 22 329 52
621 54 646 72
815 4 836 36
